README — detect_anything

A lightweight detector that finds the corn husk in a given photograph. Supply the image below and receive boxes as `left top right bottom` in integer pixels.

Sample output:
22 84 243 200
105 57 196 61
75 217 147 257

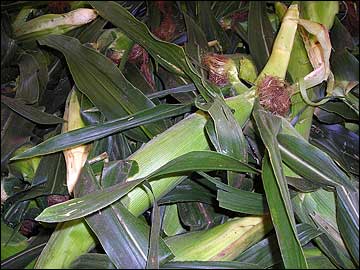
14 8 97 42
62 89 90 194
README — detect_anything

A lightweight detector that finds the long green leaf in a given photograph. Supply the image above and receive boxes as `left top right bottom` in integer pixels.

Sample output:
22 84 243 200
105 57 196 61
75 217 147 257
203 97 248 186
262 154 307 268
336 186 359 265
38 34 166 139
198 172 267 215
248 1 275 71
35 162 144 223
278 134 353 189
11 104 192 160
253 102 307 268
35 151 259 222
150 151 259 178
278 119 354 190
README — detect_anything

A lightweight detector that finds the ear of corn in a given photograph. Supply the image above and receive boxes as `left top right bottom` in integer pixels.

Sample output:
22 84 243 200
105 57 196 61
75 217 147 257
13 8 97 42
165 216 272 261
62 89 90 194
257 4 299 82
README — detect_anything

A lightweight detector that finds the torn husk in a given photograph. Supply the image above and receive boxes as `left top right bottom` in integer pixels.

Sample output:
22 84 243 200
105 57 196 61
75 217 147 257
62 89 90 194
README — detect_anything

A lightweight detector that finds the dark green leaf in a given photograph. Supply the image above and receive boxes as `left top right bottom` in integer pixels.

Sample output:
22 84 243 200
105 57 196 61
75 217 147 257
198 1 231 52
204 97 248 186
16 53 40 104
261 154 307 268
336 186 359 265
38 34 166 140
75 160 147 269
319 101 358 121
278 133 353 190
151 151 260 178
248 2 275 71
286 176 322 192
161 261 261 269
158 178 216 205
35 150 259 222
1 95 64 125
11 103 192 160
331 48 359 82
177 201 226 231
309 121 359 176
198 171 267 215
70 253 115 269
35 162 144 223
254 101 306 269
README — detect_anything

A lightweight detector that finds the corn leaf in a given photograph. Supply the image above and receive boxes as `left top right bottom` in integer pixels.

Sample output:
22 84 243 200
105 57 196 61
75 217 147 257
292 189 356 268
38 34 167 140
335 186 359 265
277 120 354 190
261 154 307 268
253 101 307 269
197 1 231 52
70 253 115 269
1 95 64 125
11 104 192 160
161 261 261 269
198 171 267 215
248 1 275 71
35 150 259 223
